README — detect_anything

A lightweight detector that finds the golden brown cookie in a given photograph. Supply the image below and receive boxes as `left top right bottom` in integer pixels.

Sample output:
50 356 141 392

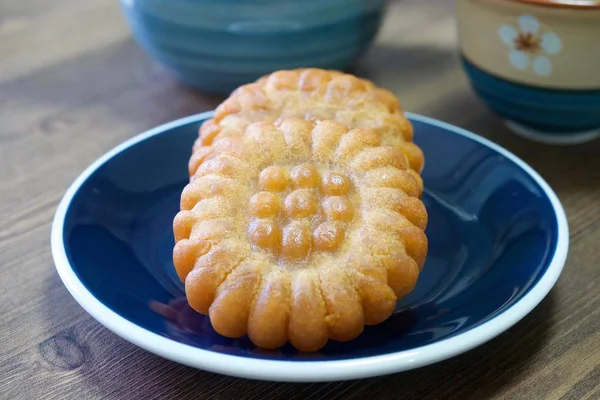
174 118 428 351
195 68 425 179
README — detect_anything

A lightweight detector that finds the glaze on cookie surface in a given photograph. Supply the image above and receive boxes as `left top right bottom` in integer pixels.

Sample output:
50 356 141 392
174 118 428 351
195 69 425 183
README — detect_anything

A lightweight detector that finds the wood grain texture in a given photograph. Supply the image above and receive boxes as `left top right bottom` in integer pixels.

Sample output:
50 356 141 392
1 0 599 399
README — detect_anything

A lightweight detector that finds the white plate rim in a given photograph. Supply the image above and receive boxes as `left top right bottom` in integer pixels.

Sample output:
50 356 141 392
51 111 569 382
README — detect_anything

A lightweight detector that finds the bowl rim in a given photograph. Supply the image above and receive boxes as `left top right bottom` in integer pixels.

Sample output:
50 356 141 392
51 111 569 382
504 0 600 9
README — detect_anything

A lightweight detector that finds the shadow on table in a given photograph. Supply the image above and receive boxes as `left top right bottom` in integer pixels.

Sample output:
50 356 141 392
354 44 459 89
39 271 556 400
0 37 223 147
364 291 557 400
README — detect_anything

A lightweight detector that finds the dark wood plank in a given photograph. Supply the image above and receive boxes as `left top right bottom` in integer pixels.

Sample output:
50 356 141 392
1 0 599 399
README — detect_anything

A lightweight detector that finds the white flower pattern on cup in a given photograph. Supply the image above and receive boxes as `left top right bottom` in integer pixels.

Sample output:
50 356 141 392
498 15 562 77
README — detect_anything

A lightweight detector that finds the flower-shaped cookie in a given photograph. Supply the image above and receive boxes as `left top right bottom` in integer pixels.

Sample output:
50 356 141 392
174 118 428 351
195 68 424 189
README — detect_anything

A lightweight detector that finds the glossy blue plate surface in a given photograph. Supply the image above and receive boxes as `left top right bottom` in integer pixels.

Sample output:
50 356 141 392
53 112 567 380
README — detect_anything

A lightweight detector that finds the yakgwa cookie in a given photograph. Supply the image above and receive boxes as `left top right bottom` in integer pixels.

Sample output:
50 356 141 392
196 68 424 186
173 118 428 351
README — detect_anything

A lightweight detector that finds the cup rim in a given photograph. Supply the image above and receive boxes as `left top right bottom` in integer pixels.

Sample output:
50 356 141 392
506 0 600 9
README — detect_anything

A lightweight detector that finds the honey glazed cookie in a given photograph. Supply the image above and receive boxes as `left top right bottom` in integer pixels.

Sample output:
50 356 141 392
195 68 425 191
174 115 428 351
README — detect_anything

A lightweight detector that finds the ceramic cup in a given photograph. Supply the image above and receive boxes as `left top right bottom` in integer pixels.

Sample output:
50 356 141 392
119 0 388 94
456 0 600 145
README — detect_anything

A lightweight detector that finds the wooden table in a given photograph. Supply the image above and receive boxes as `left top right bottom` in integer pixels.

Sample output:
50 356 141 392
1 0 599 398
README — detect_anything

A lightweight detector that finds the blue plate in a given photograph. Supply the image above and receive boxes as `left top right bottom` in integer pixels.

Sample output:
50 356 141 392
51 112 568 382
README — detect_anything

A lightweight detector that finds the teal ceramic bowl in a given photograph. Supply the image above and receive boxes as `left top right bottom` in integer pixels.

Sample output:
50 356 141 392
119 0 388 94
